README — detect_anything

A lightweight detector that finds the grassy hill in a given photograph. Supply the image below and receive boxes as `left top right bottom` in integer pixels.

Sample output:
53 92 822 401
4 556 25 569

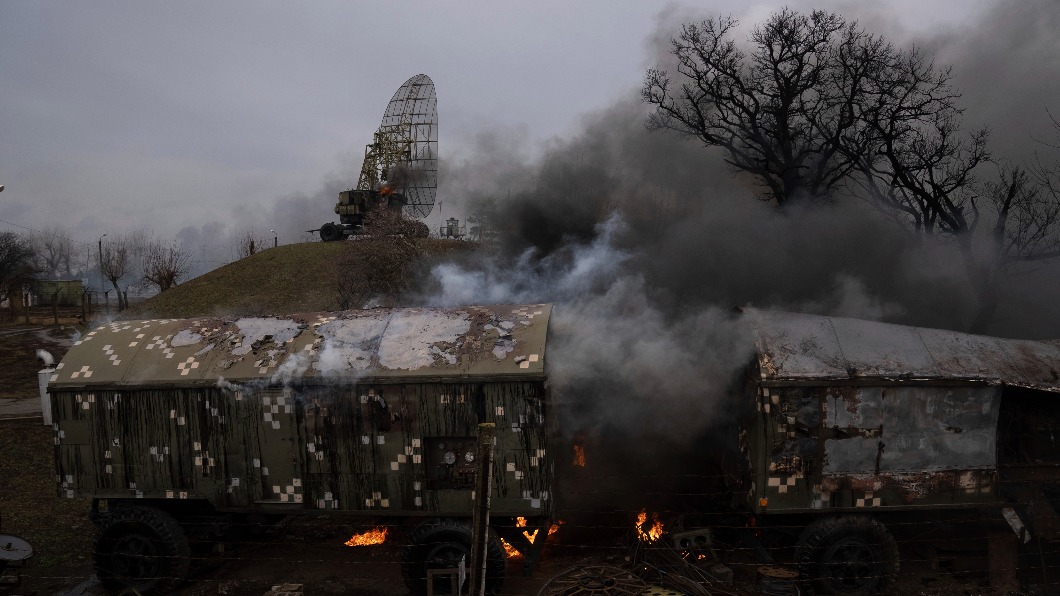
123 238 472 320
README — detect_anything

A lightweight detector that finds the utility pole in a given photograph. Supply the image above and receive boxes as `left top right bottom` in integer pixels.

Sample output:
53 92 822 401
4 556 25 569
469 423 496 596
98 233 107 306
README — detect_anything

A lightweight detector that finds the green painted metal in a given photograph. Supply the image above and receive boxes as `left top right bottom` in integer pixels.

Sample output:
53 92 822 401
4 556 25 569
51 305 554 520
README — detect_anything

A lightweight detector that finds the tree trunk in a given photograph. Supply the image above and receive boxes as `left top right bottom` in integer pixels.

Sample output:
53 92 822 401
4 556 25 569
957 234 1002 335
109 280 125 311
968 285 1001 335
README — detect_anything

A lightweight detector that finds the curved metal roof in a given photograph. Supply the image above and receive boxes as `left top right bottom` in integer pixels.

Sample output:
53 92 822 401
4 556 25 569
49 304 550 389
746 308 1060 391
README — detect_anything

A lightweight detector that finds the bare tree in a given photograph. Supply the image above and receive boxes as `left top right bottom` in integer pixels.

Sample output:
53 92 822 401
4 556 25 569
126 229 153 283
236 230 263 259
959 118 1060 329
852 38 985 232
28 225 76 279
141 240 191 292
644 8 1060 332
0 232 37 317
854 58 1060 331
467 196 500 243
642 9 893 206
101 236 131 310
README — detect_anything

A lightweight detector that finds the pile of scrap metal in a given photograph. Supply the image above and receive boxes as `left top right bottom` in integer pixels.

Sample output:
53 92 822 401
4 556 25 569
627 527 739 596
535 524 739 596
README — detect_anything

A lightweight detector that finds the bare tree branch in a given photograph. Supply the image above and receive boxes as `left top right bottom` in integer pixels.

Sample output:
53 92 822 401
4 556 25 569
643 9 887 206
101 236 130 310
142 239 191 292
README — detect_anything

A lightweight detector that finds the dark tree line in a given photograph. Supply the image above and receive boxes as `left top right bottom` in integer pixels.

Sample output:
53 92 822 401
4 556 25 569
643 8 1060 332
0 226 197 313
0 232 37 314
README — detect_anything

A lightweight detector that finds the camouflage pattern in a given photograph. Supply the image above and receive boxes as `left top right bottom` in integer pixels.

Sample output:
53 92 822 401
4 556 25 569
741 309 1060 515
51 305 553 517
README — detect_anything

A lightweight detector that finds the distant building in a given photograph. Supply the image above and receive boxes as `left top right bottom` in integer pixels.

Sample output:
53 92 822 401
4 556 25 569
32 280 85 307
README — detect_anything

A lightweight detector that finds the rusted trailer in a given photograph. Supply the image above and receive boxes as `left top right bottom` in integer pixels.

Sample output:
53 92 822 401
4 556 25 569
739 309 1060 592
47 304 553 594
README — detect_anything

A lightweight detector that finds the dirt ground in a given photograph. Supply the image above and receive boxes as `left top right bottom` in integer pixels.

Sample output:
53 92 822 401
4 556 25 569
3 319 1060 594
5 511 1054 595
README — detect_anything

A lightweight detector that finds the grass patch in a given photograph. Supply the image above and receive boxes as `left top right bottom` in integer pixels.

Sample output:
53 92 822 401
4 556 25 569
123 238 475 319
0 418 94 588
125 242 348 319
0 326 90 590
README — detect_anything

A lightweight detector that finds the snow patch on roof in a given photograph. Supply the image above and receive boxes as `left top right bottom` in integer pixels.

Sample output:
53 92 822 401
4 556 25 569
378 310 471 370
232 318 304 356
314 316 389 373
171 330 203 347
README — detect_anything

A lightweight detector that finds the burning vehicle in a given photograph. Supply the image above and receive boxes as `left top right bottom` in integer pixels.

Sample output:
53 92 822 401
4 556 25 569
46 305 553 594
731 308 1060 592
44 304 1060 593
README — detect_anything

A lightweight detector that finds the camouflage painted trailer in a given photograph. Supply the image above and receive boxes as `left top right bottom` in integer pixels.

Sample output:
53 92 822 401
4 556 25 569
49 304 553 594
739 309 1060 592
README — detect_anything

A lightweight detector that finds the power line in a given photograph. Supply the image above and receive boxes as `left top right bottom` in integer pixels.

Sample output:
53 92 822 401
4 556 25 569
0 217 94 249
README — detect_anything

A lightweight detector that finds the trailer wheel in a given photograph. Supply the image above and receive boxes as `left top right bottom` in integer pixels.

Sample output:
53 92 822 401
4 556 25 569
94 506 190 595
401 518 507 595
320 222 341 242
795 515 898 594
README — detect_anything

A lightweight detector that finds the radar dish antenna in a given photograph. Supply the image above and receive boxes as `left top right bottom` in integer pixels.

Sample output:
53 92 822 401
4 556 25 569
367 74 437 219
316 74 438 241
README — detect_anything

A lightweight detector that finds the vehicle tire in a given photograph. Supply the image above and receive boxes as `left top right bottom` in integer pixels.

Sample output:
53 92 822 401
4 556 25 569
795 515 898 594
320 222 341 242
94 506 191 595
401 518 507 595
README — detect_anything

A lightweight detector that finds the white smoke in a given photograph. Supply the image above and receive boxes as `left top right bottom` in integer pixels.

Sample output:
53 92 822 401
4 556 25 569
425 215 633 306
270 350 312 387
419 214 753 439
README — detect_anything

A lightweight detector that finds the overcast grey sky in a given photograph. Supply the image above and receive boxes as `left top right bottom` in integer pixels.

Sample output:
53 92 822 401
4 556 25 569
0 0 1037 255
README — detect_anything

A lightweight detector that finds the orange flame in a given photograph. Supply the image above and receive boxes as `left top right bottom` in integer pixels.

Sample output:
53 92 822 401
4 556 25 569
514 517 561 544
636 510 664 542
501 537 521 559
344 527 388 546
502 519 563 558
515 516 536 544
573 445 586 467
